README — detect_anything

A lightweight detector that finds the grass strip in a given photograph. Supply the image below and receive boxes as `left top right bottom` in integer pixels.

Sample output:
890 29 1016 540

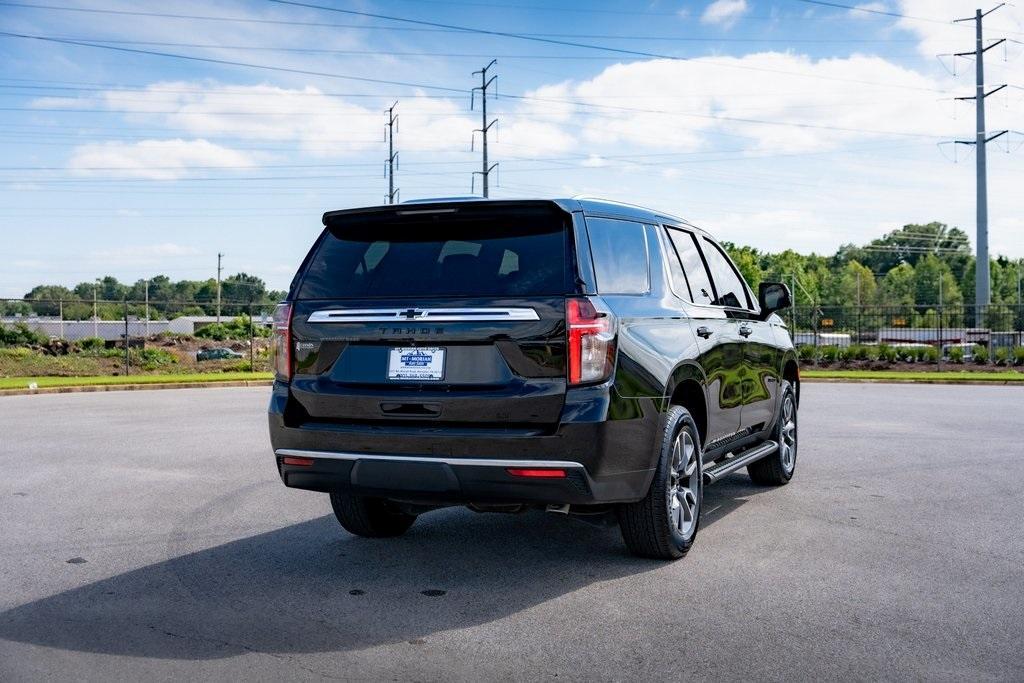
0 372 274 390
801 369 1024 383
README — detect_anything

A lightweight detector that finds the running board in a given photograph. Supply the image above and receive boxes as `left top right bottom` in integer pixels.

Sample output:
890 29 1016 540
703 440 778 484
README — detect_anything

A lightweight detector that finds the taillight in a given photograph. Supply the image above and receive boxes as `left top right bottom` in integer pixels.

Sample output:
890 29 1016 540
272 302 292 382
567 297 616 386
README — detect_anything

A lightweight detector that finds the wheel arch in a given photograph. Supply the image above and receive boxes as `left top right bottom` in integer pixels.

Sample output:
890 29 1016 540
666 362 709 448
781 351 799 406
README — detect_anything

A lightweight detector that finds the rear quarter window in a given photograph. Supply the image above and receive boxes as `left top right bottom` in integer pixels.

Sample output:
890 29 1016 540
585 217 650 295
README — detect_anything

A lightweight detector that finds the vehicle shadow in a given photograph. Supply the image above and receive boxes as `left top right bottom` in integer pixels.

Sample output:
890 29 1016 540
0 476 772 661
701 471 777 529
0 509 648 660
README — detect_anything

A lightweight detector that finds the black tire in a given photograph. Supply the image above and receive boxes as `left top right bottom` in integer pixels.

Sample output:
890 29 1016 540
329 493 417 537
617 405 703 560
748 380 798 486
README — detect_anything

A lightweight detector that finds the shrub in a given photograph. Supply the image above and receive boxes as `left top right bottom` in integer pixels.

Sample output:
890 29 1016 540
993 347 1010 366
972 345 989 364
131 347 178 370
840 345 873 362
0 323 48 347
923 346 939 363
820 345 840 363
0 346 33 358
196 315 270 341
77 337 106 351
948 346 964 364
877 344 898 363
1014 347 1024 367
797 345 816 363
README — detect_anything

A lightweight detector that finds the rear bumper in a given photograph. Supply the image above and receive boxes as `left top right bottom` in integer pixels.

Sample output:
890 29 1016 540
275 448 612 505
268 381 662 505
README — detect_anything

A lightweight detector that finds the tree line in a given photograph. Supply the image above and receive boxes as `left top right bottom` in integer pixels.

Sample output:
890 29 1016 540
4 273 287 320
722 221 1022 311
4 222 1023 322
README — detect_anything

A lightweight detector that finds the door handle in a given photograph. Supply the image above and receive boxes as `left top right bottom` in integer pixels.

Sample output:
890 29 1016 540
738 325 753 337
696 326 712 339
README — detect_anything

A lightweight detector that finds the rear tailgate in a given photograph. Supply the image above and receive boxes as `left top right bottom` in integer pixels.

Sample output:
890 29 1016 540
287 201 577 428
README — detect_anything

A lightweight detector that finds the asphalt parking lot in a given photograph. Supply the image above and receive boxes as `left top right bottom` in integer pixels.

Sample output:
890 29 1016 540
1 383 1022 681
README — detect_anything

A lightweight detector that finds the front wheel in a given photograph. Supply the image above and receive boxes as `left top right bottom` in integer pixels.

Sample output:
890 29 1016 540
617 405 703 560
329 493 417 537
748 380 798 485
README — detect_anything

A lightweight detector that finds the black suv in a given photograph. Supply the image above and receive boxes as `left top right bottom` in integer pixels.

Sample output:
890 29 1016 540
268 198 798 559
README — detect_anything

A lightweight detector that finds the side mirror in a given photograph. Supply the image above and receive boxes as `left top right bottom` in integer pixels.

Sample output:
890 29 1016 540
758 282 792 320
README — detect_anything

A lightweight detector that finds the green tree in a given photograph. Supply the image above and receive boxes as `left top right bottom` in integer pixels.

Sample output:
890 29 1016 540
879 262 916 307
824 260 876 306
23 285 78 316
913 254 962 308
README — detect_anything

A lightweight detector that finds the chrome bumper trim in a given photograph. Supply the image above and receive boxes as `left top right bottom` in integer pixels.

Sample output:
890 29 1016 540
275 448 584 470
307 307 540 323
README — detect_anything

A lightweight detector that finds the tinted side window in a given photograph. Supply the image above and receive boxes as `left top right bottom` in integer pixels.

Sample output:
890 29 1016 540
701 237 751 309
661 228 692 301
585 217 649 294
667 228 715 306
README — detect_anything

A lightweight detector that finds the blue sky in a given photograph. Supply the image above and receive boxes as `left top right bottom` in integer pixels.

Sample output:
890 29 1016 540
1 0 1022 297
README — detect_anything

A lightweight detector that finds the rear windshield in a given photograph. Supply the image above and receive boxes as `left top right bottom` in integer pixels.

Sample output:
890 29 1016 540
298 209 570 299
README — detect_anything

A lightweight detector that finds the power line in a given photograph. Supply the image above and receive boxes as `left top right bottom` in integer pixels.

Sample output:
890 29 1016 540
789 0 958 26
0 31 467 94
0 2 965 42
0 34 961 139
790 0 1024 36
266 0 954 93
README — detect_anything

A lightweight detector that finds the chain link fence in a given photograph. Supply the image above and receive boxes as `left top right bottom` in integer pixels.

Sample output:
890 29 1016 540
0 298 277 381
789 304 1024 367
2 299 1024 380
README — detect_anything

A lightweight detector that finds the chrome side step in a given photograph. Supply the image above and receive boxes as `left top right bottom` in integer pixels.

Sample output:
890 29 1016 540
703 440 778 484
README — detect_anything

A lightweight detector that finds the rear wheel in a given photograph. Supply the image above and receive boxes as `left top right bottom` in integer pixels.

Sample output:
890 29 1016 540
617 405 703 560
329 493 417 537
748 380 798 485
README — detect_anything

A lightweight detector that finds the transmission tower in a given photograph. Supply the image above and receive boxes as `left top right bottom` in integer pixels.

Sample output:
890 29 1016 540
952 5 1008 323
386 101 399 204
471 59 498 197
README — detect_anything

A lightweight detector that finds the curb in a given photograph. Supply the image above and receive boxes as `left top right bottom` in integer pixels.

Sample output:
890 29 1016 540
0 379 273 397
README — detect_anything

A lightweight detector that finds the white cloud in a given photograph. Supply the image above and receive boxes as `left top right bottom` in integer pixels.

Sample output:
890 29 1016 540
701 0 749 28
47 81 577 164
544 52 956 154
67 139 257 180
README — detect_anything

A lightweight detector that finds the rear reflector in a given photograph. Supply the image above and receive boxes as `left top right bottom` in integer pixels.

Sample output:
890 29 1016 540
282 456 314 467
506 468 567 478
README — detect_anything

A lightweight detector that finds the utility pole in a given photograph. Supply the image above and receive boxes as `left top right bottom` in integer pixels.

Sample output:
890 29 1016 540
386 102 399 204
471 59 498 197
93 278 99 338
216 252 224 323
144 279 150 338
953 5 1008 326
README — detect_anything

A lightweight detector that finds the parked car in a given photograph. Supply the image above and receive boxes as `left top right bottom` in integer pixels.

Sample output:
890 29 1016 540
268 198 799 559
197 347 244 361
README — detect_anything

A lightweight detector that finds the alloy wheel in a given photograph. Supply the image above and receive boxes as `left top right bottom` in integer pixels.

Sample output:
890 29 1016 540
780 395 797 474
668 429 700 540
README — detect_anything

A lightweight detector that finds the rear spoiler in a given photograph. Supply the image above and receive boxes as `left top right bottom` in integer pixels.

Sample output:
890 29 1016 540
321 199 579 227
